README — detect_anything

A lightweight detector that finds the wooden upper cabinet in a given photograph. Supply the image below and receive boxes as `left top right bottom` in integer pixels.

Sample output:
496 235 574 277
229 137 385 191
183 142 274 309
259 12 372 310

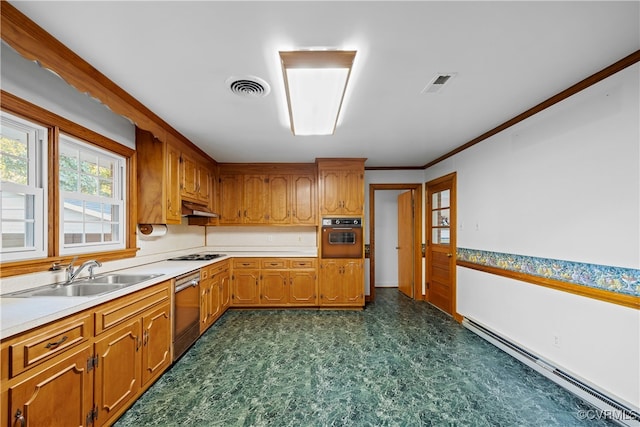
219 174 243 224
217 164 318 226
244 175 269 223
291 174 316 225
317 159 366 216
136 128 181 224
181 151 213 205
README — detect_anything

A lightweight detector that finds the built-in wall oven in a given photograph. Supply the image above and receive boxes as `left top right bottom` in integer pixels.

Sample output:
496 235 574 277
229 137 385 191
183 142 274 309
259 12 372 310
173 270 200 361
321 217 364 258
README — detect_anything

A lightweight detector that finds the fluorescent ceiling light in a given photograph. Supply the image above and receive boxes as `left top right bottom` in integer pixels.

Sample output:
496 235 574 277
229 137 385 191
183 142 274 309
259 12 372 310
279 50 356 136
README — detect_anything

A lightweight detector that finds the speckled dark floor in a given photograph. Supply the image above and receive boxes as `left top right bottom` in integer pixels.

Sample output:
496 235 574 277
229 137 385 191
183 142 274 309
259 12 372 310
115 288 613 426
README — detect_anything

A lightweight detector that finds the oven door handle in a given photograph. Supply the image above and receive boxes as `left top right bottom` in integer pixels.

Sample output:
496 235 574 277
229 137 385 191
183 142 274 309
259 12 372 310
330 227 354 230
175 279 199 292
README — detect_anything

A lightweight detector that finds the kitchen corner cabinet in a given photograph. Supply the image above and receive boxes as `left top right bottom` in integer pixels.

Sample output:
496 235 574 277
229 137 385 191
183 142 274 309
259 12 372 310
200 260 230 334
1 280 172 427
319 259 364 307
317 159 366 216
136 128 182 224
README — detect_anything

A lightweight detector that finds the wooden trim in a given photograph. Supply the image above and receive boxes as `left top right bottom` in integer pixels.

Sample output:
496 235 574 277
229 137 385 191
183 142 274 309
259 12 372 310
368 183 423 302
0 249 139 278
365 166 425 171
457 260 639 310
0 1 214 164
423 50 640 169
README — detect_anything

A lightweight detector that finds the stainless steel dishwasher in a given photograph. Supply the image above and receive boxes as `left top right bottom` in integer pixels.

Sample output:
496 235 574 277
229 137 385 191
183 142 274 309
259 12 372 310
173 270 200 361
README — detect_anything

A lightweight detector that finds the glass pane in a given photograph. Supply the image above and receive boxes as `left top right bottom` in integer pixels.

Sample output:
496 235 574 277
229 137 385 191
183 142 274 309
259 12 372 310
64 222 83 245
440 190 450 208
1 192 35 249
99 179 113 197
80 176 98 195
432 209 450 227
85 222 102 243
432 228 451 245
80 152 99 176
99 159 114 179
0 126 29 185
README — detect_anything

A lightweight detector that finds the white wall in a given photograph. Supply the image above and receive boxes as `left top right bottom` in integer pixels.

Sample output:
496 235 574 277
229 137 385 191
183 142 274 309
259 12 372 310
205 226 317 251
425 64 640 408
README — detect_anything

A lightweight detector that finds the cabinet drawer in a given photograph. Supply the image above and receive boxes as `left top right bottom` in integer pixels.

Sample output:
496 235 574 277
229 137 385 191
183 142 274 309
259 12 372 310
208 261 229 277
290 258 317 269
94 281 171 335
261 259 289 269
233 259 259 269
6 311 92 378
201 268 209 280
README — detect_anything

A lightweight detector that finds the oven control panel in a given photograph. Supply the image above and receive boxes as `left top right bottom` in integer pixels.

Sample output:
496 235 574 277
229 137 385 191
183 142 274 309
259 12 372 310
322 218 362 227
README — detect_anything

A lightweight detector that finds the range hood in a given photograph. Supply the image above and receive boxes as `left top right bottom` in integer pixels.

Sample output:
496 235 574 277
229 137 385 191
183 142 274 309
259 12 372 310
181 201 218 218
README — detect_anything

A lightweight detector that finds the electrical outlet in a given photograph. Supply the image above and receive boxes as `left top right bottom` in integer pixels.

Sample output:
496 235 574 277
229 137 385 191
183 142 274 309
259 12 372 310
553 335 561 348
267 235 273 242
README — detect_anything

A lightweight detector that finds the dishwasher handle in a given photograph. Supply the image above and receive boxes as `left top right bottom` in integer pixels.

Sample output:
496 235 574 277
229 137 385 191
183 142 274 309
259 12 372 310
175 279 199 293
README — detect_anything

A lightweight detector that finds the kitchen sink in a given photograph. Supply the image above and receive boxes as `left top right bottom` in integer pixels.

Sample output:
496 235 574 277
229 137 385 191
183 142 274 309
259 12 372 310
3 274 163 298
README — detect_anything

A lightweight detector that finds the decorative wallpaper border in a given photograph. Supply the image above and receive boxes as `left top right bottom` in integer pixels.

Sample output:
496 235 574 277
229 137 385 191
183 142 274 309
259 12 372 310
457 248 640 298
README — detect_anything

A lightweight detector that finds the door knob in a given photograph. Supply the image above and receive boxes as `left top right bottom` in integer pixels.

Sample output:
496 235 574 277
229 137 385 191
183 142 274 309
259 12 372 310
447 253 453 257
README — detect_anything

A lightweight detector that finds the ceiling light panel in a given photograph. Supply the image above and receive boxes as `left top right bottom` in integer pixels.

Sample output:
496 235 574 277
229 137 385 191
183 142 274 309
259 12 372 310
280 50 356 136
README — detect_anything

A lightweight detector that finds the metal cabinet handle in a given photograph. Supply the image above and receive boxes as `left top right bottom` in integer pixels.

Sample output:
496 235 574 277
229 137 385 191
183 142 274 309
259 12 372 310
14 409 25 427
447 253 453 258
45 335 68 349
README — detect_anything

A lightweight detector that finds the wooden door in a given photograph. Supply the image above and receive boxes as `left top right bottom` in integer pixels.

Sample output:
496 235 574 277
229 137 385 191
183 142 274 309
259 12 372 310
397 191 414 298
244 175 268 223
141 304 171 387
268 175 290 224
219 174 243 224
94 319 141 423
7 343 94 427
289 270 317 305
231 270 260 305
426 173 457 316
291 174 316 224
165 143 182 223
261 270 289 305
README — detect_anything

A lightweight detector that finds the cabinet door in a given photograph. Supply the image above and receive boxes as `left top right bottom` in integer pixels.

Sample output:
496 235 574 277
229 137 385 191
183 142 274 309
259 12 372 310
209 274 223 324
342 260 364 305
341 170 364 215
268 175 290 224
319 170 342 215
166 144 182 223
219 175 243 224
244 175 268 223
200 279 213 332
7 343 93 427
232 270 260 305
198 164 212 204
181 153 199 201
220 270 231 310
291 174 316 224
289 270 317 305
141 304 171 387
94 319 142 424
261 270 289 305
319 260 343 304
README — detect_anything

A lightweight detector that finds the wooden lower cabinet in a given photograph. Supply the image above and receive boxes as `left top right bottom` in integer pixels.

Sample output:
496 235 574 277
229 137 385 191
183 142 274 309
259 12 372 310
232 258 318 307
1 280 172 427
319 259 364 307
5 342 94 427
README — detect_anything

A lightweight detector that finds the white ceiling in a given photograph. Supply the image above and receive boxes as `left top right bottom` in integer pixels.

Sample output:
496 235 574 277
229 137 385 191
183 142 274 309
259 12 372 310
8 1 640 168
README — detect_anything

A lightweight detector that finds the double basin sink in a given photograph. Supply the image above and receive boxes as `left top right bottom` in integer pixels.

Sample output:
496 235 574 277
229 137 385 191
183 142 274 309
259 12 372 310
4 274 163 298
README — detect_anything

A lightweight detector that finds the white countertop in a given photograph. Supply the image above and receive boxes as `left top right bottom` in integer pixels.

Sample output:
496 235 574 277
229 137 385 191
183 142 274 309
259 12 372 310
1 250 317 340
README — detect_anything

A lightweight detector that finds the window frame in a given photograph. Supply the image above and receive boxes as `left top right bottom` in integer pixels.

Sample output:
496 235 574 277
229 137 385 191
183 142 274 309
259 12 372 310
0 91 137 277
0 111 48 261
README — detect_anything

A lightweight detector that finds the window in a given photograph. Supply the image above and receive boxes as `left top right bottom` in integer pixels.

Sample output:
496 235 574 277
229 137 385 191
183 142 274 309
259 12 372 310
0 112 47 261
59 135 126 254
0 92 136 276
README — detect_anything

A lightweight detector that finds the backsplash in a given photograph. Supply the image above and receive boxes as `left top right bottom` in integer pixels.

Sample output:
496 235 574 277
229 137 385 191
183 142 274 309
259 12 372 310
457 248 640 297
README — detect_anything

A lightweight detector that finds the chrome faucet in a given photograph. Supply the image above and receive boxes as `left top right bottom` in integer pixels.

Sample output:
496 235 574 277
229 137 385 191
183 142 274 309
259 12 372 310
66 258 102 284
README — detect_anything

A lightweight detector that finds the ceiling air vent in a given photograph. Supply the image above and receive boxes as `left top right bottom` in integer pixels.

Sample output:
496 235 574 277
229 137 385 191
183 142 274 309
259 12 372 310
421 73 457 94
226 76 271 98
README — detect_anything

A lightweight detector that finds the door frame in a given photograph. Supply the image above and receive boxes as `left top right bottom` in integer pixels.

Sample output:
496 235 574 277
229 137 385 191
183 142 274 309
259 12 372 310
425 172 461 321
368 183 422 302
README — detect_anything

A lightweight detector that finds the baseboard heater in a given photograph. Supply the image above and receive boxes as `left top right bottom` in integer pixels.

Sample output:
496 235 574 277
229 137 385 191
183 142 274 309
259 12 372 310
462 318 640 427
